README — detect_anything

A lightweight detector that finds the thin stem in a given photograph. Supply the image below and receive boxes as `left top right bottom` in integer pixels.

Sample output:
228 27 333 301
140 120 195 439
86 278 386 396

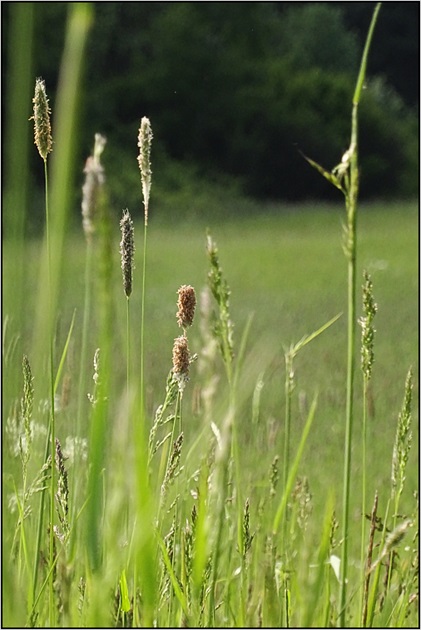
282 353 293 548
339 238 356 626
359 377 369 624
353 3 382 106
72 235 93 529
126 297 131 399
140 220 148 417
43 157 56 627
339 6 381 623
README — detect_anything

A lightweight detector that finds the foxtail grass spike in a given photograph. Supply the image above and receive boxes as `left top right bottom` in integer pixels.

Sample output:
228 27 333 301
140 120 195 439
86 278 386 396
172 335 190 393
137 117 153 225
177 284 196 330
119 209 135 298
31 78 52 161
81 134 106 241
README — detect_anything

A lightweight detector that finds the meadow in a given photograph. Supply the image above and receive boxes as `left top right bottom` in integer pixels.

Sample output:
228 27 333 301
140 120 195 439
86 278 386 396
3 200 418 627
2 3 418 627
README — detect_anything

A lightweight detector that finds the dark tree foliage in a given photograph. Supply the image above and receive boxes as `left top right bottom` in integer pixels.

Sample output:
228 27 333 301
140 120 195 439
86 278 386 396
3 1 418 207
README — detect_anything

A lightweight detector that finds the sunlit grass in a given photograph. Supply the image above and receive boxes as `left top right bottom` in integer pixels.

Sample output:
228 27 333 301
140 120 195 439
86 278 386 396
2 2 418 627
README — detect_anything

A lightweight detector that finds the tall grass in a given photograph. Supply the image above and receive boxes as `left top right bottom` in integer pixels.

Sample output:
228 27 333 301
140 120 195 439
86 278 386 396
3 3 418 628
305 4 384 624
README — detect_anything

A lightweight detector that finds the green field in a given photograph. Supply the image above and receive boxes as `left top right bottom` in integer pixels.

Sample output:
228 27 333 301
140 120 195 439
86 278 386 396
3 200 418 627
3 4 418 625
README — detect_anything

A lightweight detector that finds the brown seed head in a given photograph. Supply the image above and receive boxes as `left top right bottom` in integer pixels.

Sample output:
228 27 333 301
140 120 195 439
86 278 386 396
119 209 135 298
172 335 190 392
32 78 53 161
177 285 196 329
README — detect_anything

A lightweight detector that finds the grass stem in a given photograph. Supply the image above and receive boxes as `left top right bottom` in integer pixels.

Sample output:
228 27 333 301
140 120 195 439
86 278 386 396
339 6 381 625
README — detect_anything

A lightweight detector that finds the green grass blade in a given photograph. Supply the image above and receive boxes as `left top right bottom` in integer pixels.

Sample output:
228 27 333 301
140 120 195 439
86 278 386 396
272 395 317 535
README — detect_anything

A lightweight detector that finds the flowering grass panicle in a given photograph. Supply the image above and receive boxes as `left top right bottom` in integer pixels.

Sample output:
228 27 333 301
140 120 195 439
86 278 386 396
137 117 153 224
81 134 107 241
206 233 234 371
242 497 254 560
391 367 413 499
119 209 135 298
172 335 190 392
31 78 53 161
359 270 377 380
160 433 184 503
20 355 34 470
177 284 196 331
54 438 70 542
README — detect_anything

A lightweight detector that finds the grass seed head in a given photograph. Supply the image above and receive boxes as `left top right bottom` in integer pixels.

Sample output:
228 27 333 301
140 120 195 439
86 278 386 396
391 367 413 497
31 78 52 161
119 209 135 298
20 355 34 463
161 433 184 501
359 270 377 380
137 117 153 225
81 134 106 240
177 285 196 330
54 438 70 542
172 336 190 392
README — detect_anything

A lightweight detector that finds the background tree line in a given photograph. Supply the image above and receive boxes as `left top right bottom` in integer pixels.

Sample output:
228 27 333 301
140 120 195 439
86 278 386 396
3 2 419 223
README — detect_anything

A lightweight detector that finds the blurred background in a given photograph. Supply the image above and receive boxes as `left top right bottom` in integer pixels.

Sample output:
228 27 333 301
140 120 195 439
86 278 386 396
2 1 419 231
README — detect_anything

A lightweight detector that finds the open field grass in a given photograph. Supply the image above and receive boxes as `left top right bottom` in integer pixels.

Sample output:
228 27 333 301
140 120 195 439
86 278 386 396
2 7 418 625
3 200 418 627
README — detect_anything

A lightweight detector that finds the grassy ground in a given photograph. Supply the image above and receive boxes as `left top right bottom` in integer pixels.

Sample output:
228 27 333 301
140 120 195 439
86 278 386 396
3 200 418 627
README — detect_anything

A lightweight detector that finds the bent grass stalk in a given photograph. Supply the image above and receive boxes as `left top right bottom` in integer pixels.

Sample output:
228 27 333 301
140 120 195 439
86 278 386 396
305 4 382 624
339 8 381 625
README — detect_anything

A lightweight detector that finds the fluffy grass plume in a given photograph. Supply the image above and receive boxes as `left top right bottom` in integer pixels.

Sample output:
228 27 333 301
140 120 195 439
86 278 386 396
176 284 197 331
81 133 106 241
31 77 53 161
137 116 153 225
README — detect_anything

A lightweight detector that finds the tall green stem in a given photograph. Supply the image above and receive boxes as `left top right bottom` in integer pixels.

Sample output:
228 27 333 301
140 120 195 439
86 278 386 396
340 225 356 626
359 377 369 624
126 297 131 398
72 236 93 534
42 157 56 627
140 222 148 415
339 5 381 625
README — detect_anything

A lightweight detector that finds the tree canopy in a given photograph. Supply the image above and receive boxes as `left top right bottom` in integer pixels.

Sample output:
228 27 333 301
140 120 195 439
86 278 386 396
3 1 419 213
